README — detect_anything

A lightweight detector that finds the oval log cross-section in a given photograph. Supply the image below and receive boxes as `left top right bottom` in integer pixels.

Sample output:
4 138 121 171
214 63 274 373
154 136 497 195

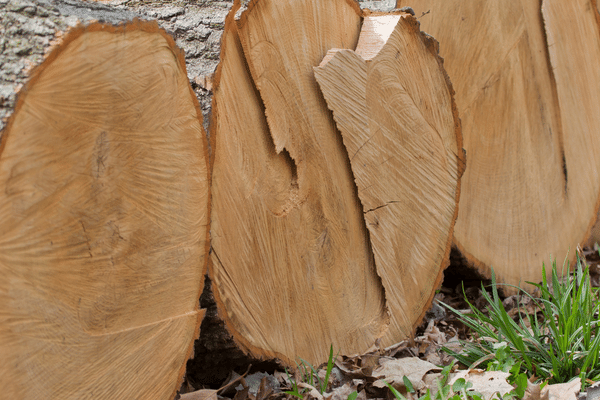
314 13 464 345
0 22 209 399
395 0 600 290
210 0 389 367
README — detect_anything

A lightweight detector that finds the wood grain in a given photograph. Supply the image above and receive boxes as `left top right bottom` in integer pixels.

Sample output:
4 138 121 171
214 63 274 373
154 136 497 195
0 22 209 399
315 12 463 345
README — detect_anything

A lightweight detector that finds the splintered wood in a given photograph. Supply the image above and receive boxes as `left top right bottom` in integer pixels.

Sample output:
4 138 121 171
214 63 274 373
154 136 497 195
314 13 463 344
210 0 388 367
0 22 209 399
396 0 600 289
210 0 462 366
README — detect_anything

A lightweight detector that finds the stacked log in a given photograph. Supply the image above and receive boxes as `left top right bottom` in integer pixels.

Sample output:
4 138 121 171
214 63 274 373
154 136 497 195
209 0 462 366
7 0 600 397
314 11 464 346
396 0 600 290
0 4 210 398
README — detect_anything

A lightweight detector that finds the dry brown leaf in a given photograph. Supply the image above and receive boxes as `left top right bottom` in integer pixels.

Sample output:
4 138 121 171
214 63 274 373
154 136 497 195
273 371 291 388
414 321 449 366
220 369 252 397
424 322 446 345
423 352 444 367
355 390 367 400
180 389 218 400
422 373 443 399
542 378 580 400
383 341 410 358
336 354 381 379
256 377 273 400
372 357 441 391
327 382 359 400
448 370 513 400
243 373 279 397
297 382 324 400
233 386 250 400
318 366 351 392
443 337 463 354
522 380 548 400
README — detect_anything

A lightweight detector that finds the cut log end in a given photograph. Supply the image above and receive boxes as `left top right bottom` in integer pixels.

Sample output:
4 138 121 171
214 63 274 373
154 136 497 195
210 0 390 368
209 0 464 369
397 0 600 292
314 13 463 345
0 20 210 399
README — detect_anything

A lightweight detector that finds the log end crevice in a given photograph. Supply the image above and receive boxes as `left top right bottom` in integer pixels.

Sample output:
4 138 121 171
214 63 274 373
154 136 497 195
186 275 283 389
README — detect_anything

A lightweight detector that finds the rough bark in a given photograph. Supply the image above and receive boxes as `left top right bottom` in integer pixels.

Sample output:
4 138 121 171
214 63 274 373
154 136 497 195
396 0 600 290
0 0 140 133
0 4 210 399
0 0 233 135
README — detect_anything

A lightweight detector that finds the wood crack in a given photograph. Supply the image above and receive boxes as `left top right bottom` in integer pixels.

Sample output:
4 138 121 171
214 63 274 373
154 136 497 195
363 201 400 214
539 0 568 196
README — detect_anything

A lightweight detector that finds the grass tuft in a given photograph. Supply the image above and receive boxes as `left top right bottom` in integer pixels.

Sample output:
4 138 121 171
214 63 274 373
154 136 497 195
441 253 600 389
284 345 336 398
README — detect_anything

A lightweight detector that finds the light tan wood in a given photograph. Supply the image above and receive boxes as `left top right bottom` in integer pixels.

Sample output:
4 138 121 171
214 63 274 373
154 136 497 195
396 0 600 289
562 0 600 248
210 0 389 367
314 13 463 345
0 22 209 399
